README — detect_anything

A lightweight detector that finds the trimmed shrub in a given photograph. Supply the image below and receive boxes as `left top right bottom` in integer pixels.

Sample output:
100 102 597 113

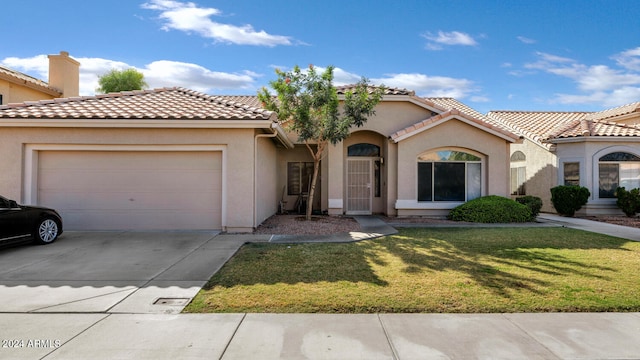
515 196 543 218
615 187 640 217
448 195 533 223
550 185 590 217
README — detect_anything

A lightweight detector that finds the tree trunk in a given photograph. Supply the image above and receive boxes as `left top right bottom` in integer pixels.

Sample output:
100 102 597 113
306 158 320 220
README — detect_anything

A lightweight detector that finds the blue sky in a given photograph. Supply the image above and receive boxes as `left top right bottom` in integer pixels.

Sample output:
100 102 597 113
2 0 640 113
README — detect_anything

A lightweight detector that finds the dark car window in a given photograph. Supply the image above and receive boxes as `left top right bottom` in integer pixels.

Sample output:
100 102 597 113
0 198 8 209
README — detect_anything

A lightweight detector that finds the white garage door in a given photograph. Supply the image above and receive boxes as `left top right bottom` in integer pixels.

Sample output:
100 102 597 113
38 151 222 230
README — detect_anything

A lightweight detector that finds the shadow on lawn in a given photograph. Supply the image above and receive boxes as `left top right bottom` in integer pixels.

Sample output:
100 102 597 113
203 242 388 288
203 228 631 298
367 228 626 297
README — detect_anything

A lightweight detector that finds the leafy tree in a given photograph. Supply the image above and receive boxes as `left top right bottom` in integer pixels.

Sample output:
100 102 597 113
258 65 385 220
97 68 148 93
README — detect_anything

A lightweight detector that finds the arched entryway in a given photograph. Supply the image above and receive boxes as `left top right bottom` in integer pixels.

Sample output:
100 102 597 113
344 131 386 215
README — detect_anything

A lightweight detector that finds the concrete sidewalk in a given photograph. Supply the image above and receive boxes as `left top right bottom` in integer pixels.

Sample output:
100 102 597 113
2 312 639 359
537 213 640 241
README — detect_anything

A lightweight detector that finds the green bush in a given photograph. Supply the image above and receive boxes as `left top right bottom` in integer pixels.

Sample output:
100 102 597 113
515 196 543 218
615 187 640 217
448 196 533 223
550 185 590 217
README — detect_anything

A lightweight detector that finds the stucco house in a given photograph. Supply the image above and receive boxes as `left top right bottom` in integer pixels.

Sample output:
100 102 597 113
0 85 520 232
489 102 640 215
4 51 638 230
0 51 79 105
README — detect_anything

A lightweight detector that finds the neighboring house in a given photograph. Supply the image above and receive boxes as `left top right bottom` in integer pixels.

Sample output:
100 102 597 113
0 51 79 104
0 86 520 231
489 102 640 215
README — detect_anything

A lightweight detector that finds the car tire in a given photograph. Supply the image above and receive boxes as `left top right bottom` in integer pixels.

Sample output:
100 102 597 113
34 218 59 245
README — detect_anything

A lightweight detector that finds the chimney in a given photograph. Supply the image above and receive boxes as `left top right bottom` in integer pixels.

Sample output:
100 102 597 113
48 51 80 98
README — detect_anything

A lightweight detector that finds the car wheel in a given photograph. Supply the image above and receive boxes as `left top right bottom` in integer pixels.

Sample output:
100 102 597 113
34 218 59 244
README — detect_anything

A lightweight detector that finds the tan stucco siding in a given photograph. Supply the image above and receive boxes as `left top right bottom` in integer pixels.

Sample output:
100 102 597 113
0 126 261 231
350 101 436 136
255 133 278 226
0 79 57 105
554 140 640 215
396 119 511 203
510 140 557 213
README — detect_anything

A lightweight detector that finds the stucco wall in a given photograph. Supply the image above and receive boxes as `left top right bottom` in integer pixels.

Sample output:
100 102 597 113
0 126 262 231
255 133 278 226
510 139 557 213
554 140 640 215
395 118 511 215
355 101 436 136
0 79 56 105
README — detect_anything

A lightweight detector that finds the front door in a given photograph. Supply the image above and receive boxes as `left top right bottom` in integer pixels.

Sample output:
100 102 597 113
346 158 372 214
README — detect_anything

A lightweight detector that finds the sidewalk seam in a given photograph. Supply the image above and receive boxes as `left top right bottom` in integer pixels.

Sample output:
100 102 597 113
377 314 399 360
40 313 111 360
501 314 561 360
218 313 246 360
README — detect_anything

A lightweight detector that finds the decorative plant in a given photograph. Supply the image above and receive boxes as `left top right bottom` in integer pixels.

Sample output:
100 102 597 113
615 187 640 217
550 185 590 217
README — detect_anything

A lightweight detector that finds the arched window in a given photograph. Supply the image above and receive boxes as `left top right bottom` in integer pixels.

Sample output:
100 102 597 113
510 151 526 195
599 152 640 198
417 150 482 202
347 143 380 157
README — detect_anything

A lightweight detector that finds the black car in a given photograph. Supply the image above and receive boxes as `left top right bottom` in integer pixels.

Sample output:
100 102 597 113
0 195 63 246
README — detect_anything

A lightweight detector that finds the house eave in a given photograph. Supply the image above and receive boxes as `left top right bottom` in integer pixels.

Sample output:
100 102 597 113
0 72 61 97
0 118 275 129
391 114 519 144
547 136 640 144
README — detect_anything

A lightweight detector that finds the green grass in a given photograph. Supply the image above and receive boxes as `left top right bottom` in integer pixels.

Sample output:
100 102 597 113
184 228 640 313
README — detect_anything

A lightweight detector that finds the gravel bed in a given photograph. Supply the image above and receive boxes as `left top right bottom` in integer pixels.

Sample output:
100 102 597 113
254 215 360 235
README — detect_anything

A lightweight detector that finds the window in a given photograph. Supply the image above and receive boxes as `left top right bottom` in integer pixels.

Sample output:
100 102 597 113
598 152 640 198
563 162 580 186
287 162 314 195
417 150 482 202
510 151 526 195
0 94 3 105
348 143 381 197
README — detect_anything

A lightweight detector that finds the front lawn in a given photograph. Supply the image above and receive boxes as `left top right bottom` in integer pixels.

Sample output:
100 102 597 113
184 228 640 313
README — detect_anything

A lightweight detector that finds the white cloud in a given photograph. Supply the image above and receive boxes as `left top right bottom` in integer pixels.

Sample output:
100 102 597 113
141 0 293 47
613 47 640 71
371 73 477 98
1 55 49 75
422 31 477 51
1 54 260 95
517 36 536 44
143 60 256 91
522 51 640 108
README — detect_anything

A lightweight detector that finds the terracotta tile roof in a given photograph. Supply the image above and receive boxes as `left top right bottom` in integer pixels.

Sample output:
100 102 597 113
390 107 520 143
0 65 61 95
585 101 640 121
487 111 590 148
423 97 520 139
0 87 273 120
545 119 640 140
213 95 265 109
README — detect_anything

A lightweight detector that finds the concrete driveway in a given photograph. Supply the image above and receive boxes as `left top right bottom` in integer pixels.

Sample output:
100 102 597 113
0 231 251 314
